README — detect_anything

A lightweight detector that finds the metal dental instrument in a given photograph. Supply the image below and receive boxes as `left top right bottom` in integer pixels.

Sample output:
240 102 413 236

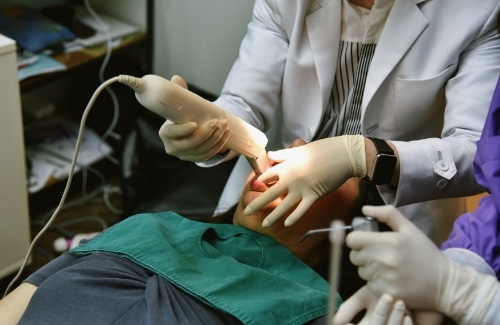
299 216 379 243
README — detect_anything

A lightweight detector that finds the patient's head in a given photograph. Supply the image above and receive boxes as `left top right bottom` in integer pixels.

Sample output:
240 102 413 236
233 139 362 268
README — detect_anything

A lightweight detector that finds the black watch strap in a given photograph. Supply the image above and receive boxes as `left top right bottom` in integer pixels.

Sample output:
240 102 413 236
368 137 394 155
363 137 397 185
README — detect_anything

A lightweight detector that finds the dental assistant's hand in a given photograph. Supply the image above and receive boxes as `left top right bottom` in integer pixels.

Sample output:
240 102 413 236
347 205 500 324
333 286 414 325
244 135 366 227
158 75 230 162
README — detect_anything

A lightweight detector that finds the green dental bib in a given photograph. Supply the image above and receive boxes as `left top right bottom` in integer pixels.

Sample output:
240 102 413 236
72 212 340 324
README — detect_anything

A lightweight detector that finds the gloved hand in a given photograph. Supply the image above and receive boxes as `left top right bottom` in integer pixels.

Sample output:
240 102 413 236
243 135 366 227
347 205 500 324
333 286 413 325
158 75 230 162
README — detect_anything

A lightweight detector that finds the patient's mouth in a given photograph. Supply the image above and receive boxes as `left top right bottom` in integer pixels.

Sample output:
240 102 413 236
250 179 268 192
243 178 281 211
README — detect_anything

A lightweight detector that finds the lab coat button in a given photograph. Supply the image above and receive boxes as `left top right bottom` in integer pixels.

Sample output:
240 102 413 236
366 126 378 134
306 128 313 140
437 179 448 188
438 160 449 171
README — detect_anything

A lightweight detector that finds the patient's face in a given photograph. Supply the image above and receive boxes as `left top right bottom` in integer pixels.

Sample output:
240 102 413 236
233 140 361 267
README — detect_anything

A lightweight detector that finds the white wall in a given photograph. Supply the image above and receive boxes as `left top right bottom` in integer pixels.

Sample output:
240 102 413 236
93 0 147 32
153 0 255 96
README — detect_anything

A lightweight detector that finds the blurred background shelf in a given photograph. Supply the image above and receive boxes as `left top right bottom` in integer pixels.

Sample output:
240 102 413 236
0 0 152 284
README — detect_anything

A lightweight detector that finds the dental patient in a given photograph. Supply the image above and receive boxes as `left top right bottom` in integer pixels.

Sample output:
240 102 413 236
1 140 374 325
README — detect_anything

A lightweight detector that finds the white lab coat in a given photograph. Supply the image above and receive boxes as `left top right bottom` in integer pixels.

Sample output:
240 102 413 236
202 0 500 241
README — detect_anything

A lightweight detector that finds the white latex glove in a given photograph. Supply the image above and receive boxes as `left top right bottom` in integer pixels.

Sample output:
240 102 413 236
243 135 366 227
158 75 230 162
333 286 413 325
347 205 500 324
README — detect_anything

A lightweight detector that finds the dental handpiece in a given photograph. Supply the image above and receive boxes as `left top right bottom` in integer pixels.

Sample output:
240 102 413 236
299 216 380 243
119 74 271 176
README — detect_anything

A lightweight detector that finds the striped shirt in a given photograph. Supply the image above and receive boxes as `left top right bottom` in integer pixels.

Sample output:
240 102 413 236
315 0 394 139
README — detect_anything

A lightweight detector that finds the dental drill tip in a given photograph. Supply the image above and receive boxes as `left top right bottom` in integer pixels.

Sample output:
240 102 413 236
299 225 352 243
298 232 311 243
299 229 328 243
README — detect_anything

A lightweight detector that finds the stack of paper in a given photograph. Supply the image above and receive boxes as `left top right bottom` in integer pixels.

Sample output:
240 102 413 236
16 50 39 68
25 116 113 193
18 53 66 81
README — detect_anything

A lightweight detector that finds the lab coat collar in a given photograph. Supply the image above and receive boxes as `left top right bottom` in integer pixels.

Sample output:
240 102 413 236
362 0 428 110
306 0 341 99
304 0 428 117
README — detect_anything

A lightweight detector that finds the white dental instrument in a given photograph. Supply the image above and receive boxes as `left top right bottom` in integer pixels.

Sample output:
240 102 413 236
299 216 380 324
328 220 345 325
119 74 271 176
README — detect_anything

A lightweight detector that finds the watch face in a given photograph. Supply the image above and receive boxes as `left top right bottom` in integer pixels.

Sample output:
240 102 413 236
372 154 397 184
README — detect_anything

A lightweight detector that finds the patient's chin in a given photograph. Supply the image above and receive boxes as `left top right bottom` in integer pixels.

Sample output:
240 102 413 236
241 192 279 212
234 201 273 229
242 191 260 207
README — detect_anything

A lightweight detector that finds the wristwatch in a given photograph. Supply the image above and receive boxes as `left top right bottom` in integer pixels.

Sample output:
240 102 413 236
363 137 397 185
